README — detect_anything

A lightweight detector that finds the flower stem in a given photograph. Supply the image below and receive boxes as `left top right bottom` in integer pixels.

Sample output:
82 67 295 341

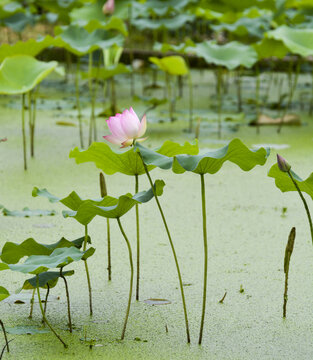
287 170 313 244
84 225 93 316
29 288 35 318
107 218 112 281
117 218 134 340
198 174 208 345
42 284 50 324
21 93 27 170
60 268 72 333
137 151 190 344
135 174 140 301
75 57 84 148
36 275 68 348
0 320 9 353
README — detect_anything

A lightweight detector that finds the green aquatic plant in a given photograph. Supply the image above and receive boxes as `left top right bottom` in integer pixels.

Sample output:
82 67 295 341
268 154 313 245
0 55 58 170
100 173 111 281
0 287 10 355
134 138 270 345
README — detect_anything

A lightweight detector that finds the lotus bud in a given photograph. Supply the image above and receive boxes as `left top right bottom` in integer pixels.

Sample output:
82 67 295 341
102 0 114 14
100 173 107 197
277 154 291 172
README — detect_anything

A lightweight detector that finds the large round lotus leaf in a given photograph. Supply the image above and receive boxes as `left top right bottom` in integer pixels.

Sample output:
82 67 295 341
149 56 189 76
267 25 313 56
0 55 58 95
187 40 258 70
54 25 124 56
0 286 9 301
132 14 195 31
211 16 271 39
253 38 289 60
0 1 23 20
0 35 55 62
81 64 131 81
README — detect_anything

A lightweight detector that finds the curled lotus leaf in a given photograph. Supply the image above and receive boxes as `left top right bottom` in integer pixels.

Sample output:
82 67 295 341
149 56 189 76
0 55 58 95
0 235 87 264
135 138 270 175
153 40 195 54
69 140 198 176
266 25 313 57
187 40 258 70
0 286 9 301
54 25 124 56
63 180 166 224
132 14 195 31
253 38 289 60
22 270 75 290
268 164 313 200
8 246 95 275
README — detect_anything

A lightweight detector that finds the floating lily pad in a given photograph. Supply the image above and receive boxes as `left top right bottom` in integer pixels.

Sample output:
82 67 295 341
1 207 56 217
0 286 9 301
3 326 50 335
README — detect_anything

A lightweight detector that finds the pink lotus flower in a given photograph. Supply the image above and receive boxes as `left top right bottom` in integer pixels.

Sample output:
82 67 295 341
277 154 291 172
102 0 115 14
103 107 147 148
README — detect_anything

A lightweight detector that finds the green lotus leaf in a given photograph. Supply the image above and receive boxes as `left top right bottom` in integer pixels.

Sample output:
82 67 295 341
9 247 95 275
54 25 124 56
153 40 195 54
135 0 190 17
0 286 9 301
1 236 87 264
135 138 270 175
32 187 60 203
0 263 9 271
132 14 195 31
268 164 313 200
22 270 74 290
75 16 128 36
0 55 58 95
149 56 189 76
253 38 289 60
194 7 223 20
64 180 165 223
1 207 56 217
69 140 199 176
0 35 55 62
187 40 258 70
211 16 271 39
81 63 131 81
266 25 313 57
0 1 23 20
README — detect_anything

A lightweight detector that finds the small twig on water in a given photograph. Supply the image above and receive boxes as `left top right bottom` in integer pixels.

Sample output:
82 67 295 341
219 292 227 304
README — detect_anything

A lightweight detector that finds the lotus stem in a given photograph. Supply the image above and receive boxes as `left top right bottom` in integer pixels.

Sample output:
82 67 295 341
0 320 9 353
21 93 27 170
88 52 94 146
287 170 313 244
277 60 300 134
135 174 140 301
111 77 117 115
29 288 35 318
309 64 313 116
198 174 208 345
36 275 68 348
128 3 135 97
75 57 84 148
137 151 191 344
117 218 134 340
255 64 260 135
84 225 93 316
217 67 222 139
100 173 111 281
236 67 242 113
166 73 174 122
60 268 72 333
188 71 193 133
283 227 296 318
42 284 50 324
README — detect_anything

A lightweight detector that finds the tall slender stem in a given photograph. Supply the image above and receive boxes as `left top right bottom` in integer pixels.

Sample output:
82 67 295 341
217 67 222 139
0 320 9 353
255 64 260 135
186 58 193 133
29 288 35 318
107 218 112 281
135 174 140 301
75 57 84 148
21 94 27 170
84 225 93 316
117 218 134 340
60 268 72 333
88 52 94 145
42 284 50 323
287 171 313 244
198 174 208 345
137 151 190 343
36 275 67 348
